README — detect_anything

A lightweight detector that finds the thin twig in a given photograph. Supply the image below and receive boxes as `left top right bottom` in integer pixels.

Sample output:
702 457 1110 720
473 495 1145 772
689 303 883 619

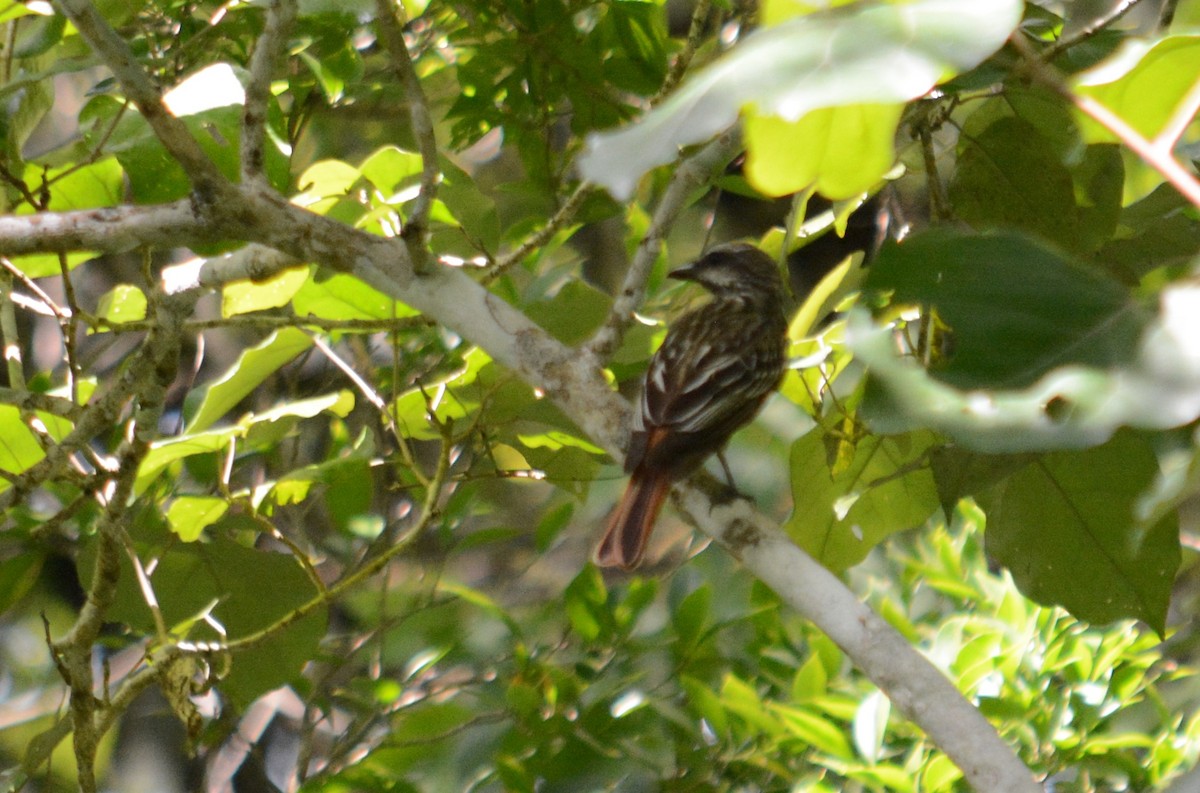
654 0 712 102
484 181 594 284
0 269 24 388
585 129 741 362
242 0 297 181
310 333 429 487
218 416 453 654
1043 0 1143 62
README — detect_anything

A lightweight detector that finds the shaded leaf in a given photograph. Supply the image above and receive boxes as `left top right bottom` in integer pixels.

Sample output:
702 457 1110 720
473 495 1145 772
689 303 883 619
978 431 1179 633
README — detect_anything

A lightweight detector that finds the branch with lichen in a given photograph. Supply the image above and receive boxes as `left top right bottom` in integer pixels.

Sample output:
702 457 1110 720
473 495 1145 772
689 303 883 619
242 0 297 182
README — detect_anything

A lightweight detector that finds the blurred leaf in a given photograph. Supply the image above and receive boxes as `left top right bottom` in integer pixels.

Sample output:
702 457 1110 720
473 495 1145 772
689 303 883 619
223 266 310 316
745 104 903 200
864 230 1145 390
1075 35 1200 143
96 284 147 325
978 431 1180 633
0 552 43 614
525 280 611 345
786 421 938 571
0 405 46 479
186 327 313 433
672 585 712 649
165 496 229 542
580 0 1021 198
950 116 1079 249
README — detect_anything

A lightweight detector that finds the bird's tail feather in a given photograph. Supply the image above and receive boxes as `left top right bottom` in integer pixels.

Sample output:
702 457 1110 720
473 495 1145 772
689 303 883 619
594 470 672 570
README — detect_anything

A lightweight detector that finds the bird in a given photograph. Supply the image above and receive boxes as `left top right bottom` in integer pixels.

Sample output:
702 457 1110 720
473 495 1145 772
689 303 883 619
594 242 790 570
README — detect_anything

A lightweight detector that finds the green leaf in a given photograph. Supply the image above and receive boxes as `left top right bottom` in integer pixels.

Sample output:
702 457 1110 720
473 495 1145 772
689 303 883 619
96 284 147 325
83 534 326 708
524 280 611 345
744 104 903 200
856 239 1200 450
671 584 712 648
0 552 43 614
292 272 418 321
186 327 314 432
109 64 250 203
223 266 310 316
979 431 1180 633
579 0 1021 198
863 230 1145 390
785 421 939 571
165 496 229 542
949 116 1079 249
1075 35 1200 144
0 405 46 478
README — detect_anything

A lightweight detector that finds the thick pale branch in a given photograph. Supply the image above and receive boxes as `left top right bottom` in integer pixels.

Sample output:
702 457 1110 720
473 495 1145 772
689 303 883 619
0 201 213 255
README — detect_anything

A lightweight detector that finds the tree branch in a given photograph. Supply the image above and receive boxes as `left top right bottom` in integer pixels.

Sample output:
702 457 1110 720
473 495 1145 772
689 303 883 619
375 0 440 268
585 129 741 361
51 0 232 202
242 0 297 182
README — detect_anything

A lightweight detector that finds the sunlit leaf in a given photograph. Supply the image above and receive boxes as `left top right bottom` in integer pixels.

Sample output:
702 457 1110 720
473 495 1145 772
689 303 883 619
580 0 1021 198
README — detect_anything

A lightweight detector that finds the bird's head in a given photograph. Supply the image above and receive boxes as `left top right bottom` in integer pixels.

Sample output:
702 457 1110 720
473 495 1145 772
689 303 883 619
668 243 784 302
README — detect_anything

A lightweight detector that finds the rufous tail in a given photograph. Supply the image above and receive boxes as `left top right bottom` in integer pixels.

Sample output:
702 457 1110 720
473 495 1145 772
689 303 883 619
594 470 672 570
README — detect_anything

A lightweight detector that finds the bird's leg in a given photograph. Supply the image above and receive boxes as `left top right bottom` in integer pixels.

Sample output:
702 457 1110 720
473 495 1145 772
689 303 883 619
713 450 751 503
717 450 736 489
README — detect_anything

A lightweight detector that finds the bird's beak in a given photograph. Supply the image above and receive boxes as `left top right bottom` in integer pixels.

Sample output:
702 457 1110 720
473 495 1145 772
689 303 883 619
667 263 697 281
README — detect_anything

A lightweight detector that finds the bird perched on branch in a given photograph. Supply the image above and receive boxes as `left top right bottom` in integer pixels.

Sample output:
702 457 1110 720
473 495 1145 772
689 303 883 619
594 242 790 570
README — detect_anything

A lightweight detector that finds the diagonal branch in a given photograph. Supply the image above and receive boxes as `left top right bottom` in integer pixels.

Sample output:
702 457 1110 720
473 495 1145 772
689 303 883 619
585 129 742 362
242 0 297 182
52 0 232 201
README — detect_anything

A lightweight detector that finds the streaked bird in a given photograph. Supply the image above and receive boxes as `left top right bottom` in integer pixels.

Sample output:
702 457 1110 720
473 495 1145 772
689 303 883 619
595 243 789 570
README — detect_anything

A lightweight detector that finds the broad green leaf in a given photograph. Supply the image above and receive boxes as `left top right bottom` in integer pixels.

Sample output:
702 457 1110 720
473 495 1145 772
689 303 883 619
671 585 712 648
166 496 229 542
108 65 247 203
856 235 1200 450
771 703 853 758
186 327 313 433
524 280 611 345
978 431 1180 633
96 284 147 324
391 347 491 440
785 422 939 571
22 157 124 213
222 266 310 316
863 230 1145 390
292 272 418 321
82 534 327 708
579 0 1022 198
0 552 43 614
744 104 903 199
358 145 423 195
950 116 1079 249
0 405 46 479
1075 35 1200 144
